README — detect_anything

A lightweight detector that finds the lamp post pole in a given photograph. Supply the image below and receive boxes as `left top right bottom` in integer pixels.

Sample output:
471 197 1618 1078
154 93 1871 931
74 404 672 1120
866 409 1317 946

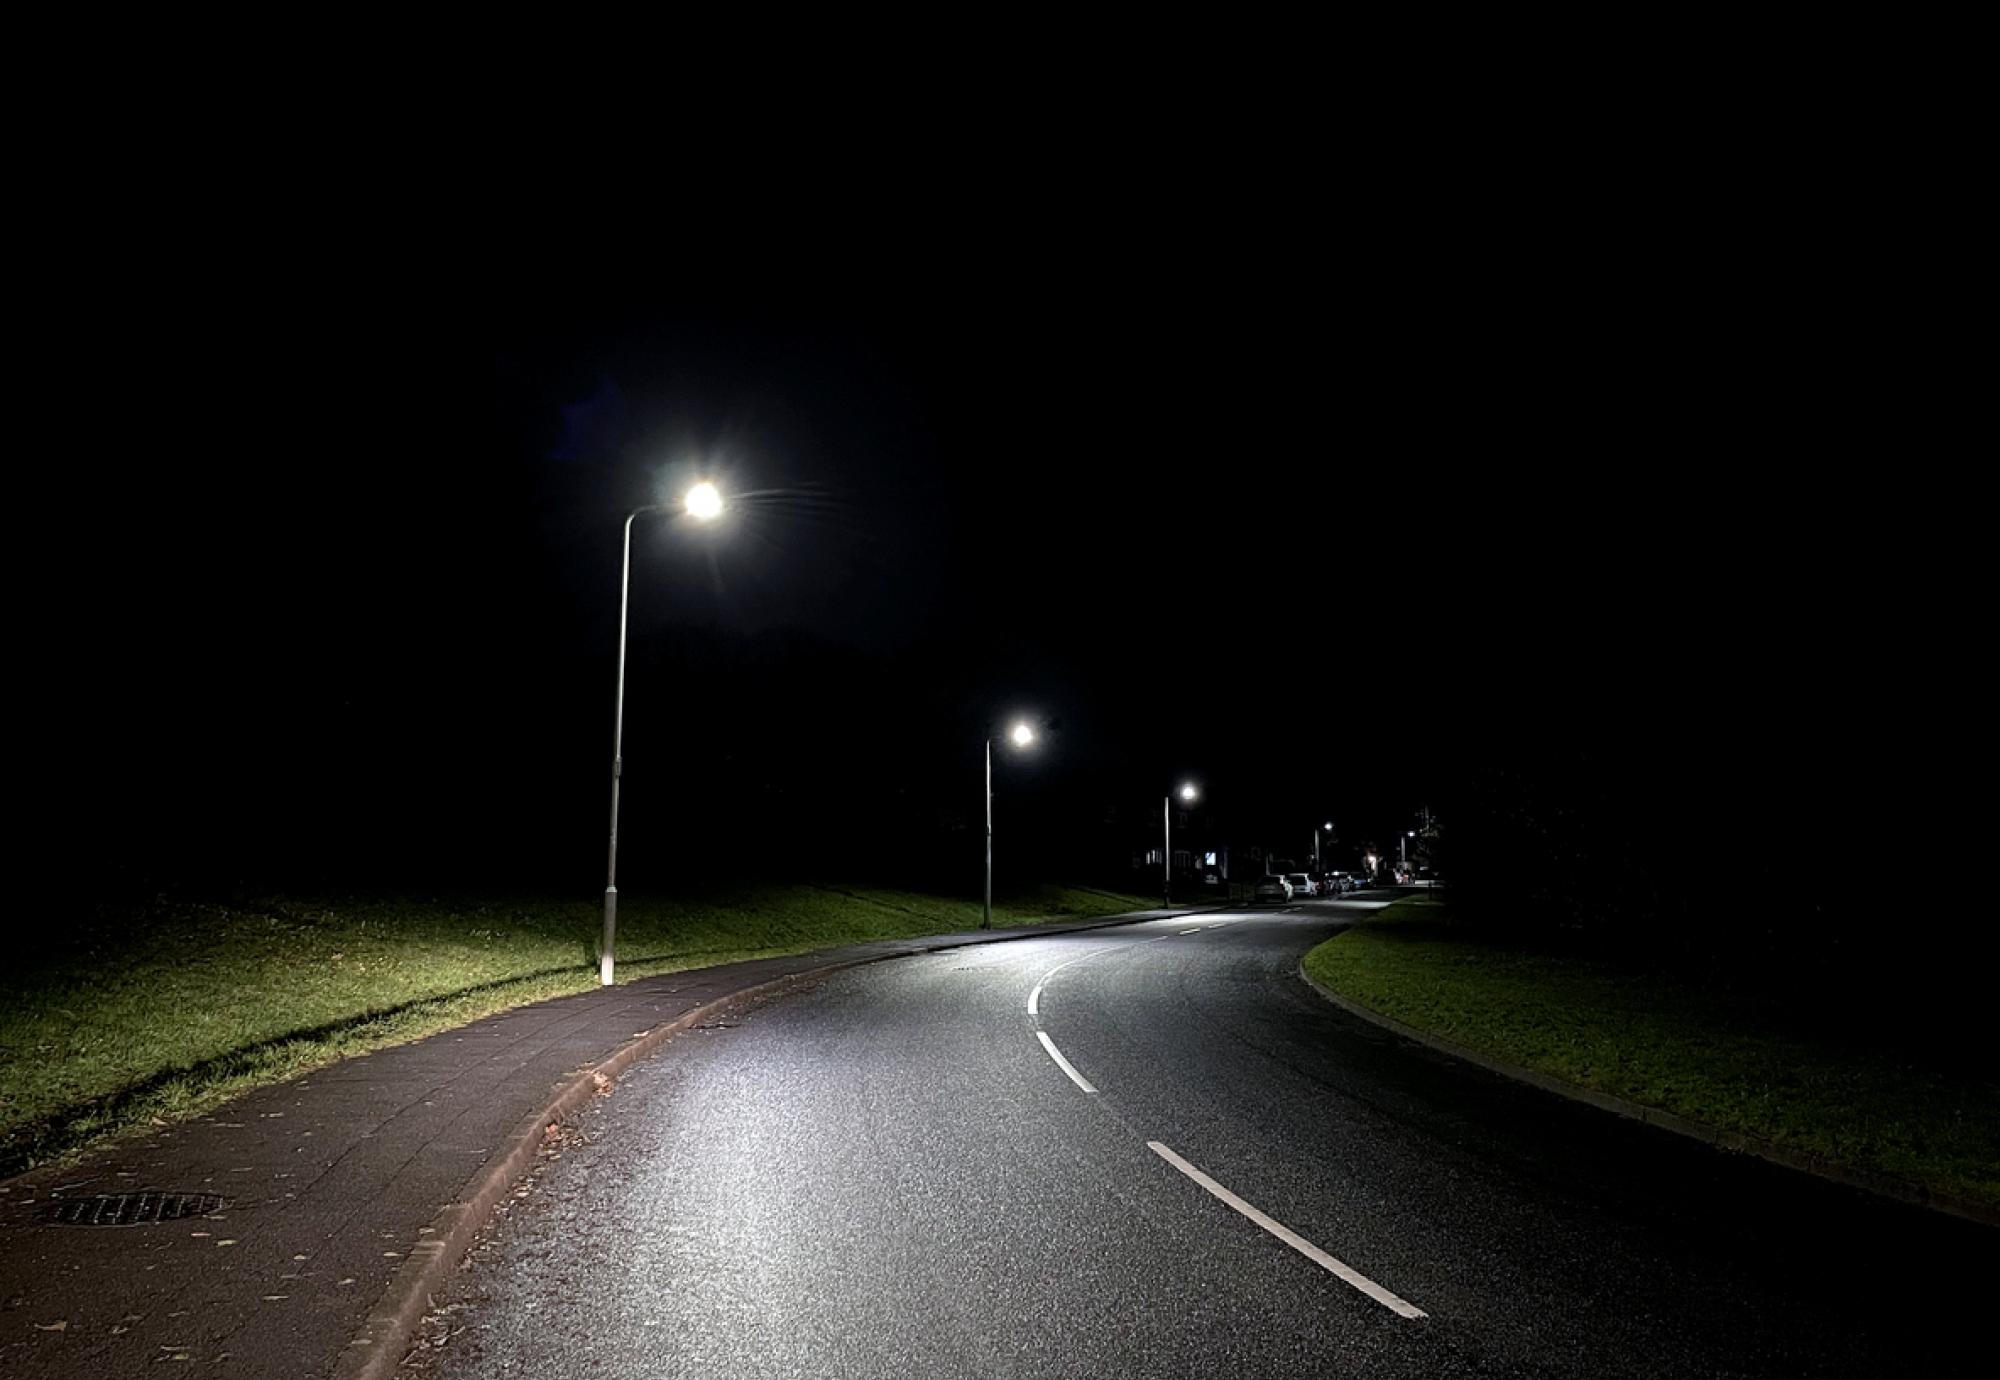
984 737 994 930
601 483 723 987
1163 783 1197 910
602 506 651 987
984 721 1036 930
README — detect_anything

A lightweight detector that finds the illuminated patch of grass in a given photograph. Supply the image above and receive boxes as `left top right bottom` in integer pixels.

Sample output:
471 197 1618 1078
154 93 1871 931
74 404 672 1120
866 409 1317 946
0 882 1155 1175
1303 898 2000 1211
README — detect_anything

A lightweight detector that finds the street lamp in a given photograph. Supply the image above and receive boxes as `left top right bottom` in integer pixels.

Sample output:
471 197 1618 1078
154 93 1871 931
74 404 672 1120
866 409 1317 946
684 480 723 519
1164 782 1198 908
1315 821 1333 874
600 481 725 986
985 720 1036 929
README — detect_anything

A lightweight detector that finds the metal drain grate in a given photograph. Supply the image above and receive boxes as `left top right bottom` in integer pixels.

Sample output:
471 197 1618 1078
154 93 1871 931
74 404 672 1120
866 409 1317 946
47 1192 226 1226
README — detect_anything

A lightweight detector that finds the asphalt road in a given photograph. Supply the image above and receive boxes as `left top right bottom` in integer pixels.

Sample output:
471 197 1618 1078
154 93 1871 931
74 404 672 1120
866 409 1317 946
408 895 1991 1379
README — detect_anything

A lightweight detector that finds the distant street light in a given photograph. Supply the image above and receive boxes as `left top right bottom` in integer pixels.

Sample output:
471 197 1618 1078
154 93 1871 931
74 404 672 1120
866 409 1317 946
1164 782 1198 908
601 482 725 986
985 720 1037 929
1315 821 1334 874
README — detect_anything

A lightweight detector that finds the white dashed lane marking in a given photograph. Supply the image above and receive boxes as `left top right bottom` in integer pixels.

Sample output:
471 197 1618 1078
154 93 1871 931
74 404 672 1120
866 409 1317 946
1148 1141 1427 1319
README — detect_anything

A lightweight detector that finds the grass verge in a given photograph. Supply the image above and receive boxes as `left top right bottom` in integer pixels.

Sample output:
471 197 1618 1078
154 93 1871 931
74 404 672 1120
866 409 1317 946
0 881 1156 1176
1303 897 2000 1212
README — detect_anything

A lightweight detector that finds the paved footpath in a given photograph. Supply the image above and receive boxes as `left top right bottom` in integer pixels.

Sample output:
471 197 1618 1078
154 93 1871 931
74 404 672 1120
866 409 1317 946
0 906 1216 1379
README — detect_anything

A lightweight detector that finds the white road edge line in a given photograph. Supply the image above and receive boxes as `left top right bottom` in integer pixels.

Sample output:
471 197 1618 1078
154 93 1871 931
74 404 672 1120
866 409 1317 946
1146 1141 1427 1320
1036 1031 1098 1093
1025 918 1225 1019
1025 942 1145 1016
1178 928 1202 935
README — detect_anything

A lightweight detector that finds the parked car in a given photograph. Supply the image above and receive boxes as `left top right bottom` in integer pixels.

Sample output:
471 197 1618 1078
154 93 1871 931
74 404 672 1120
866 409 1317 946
1285 872 1316 898
1348 871 1371 890
1254 875 1293 904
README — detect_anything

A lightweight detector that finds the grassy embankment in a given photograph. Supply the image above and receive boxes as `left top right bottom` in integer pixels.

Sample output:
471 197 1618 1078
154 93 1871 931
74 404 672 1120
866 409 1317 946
0 882 1154 1176
1303 896 2000 1212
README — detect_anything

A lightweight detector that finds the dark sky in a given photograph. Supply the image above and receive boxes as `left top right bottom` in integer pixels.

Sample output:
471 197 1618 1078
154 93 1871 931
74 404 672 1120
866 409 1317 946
24 233 1972 901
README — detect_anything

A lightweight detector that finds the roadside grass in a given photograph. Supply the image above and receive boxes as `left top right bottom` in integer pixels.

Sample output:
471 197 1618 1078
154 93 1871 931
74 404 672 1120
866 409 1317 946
1303 897 2000 1212
0 881 1154 1177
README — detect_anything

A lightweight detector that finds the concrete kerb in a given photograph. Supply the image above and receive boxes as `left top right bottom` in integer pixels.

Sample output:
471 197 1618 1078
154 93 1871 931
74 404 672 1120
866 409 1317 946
335 903 1230 1380
1297 963 2000 1233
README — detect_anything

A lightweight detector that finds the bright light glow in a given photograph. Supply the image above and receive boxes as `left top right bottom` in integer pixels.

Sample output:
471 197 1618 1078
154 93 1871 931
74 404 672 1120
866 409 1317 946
1179 783 1198 802
1010 721 1035 748
1323 821 1333 831
685 481 724 520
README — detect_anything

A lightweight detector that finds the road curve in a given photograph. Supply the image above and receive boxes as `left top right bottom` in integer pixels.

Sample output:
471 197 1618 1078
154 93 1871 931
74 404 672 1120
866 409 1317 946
407 897 1991 1379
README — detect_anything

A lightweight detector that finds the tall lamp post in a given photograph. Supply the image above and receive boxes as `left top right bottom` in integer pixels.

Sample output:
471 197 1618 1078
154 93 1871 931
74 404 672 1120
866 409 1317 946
985 720 1036 929
601 480 725 986
1164 782 1198 908
1314 821 1333 874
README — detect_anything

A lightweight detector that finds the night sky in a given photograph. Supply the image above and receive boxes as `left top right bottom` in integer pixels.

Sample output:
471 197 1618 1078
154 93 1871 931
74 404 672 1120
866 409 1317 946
28 251 1970 915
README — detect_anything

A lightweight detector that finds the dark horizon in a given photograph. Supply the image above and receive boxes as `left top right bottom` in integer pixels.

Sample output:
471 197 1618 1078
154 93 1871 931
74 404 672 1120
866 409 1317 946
24 276 1973 925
